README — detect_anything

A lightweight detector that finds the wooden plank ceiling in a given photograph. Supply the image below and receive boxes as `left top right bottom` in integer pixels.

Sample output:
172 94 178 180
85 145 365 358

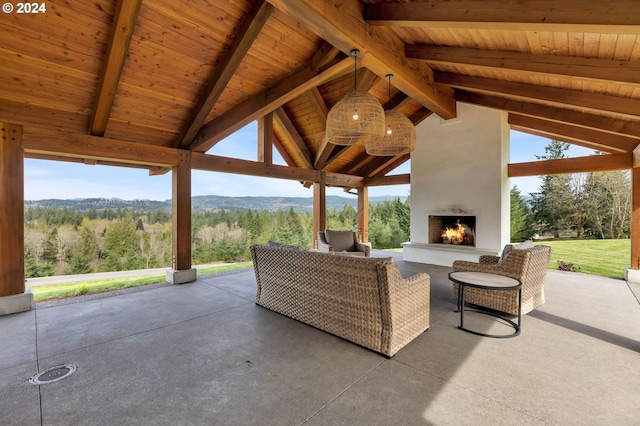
2 0 640 188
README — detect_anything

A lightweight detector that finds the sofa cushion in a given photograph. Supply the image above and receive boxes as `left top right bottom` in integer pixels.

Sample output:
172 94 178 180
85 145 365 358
500 240 533 262
324 230 355 252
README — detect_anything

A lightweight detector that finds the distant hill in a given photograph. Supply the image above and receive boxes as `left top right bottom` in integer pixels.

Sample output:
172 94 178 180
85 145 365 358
24 195 407 213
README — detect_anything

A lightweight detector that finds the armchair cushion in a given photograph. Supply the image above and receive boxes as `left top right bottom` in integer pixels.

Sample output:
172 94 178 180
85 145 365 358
324 229 356 252
499 240 533 263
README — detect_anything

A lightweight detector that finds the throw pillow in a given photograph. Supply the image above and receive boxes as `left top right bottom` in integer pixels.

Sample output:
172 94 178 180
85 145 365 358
499 240 533 262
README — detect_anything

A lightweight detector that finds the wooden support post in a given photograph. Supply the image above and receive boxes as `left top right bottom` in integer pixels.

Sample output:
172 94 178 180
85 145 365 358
357 186 369 243
0 123 25 297
313 172 326 247
632 168 640 269
258 112 273 165
168 150 196 284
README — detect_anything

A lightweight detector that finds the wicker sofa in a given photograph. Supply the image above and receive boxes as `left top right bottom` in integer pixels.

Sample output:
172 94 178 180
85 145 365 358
451 245 552 315
250 244 430 357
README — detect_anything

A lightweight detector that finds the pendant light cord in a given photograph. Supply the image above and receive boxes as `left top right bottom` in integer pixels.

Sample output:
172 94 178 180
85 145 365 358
351 49 360 91
386 74 392 109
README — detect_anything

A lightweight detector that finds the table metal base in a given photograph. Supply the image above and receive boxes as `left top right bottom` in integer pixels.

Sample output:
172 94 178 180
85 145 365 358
452 273 522 339
457 306 521 338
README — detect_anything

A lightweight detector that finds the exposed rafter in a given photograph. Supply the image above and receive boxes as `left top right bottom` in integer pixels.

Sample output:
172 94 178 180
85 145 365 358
176 1 273 149
190 152 363 187
89 0 142 136
456 91 640 138
267 0 456 119
189 56 352 153
436 72 640 119
406 45 640 86
508 153 632 177
344 152 376 175
508 114 640 153
366 173 410 187
361 154 411 178
307 88 335 169
258 112 274 165
22 133 180 167
273 107 313 168
365 0 640 34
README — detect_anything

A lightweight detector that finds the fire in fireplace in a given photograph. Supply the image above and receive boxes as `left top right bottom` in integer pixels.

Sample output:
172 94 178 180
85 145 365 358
429 215 476 246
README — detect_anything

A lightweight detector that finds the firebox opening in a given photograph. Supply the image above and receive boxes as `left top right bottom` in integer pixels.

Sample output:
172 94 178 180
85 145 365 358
429 215 476 246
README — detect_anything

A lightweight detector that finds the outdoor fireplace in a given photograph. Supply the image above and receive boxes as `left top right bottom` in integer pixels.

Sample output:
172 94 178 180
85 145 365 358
429 215 476 247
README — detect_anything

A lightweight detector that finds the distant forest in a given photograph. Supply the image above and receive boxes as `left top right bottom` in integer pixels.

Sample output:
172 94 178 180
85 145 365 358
24 196 410 278
25 139 632 280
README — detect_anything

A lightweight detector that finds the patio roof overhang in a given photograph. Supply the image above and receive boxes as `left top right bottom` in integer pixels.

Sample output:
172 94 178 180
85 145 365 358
2 0 640 304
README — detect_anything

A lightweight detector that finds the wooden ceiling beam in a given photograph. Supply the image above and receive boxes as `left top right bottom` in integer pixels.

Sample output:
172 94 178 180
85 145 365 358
359 155 405 178
189 56 353 152
365 1 640 34
24 152 156 171
508 114 640 153
366 173 410 187
177 1 273 149
456 91 640 138
407 45 640 86
344 152 375 175
312 42 342 71
307 87 336 169
273 107 314 168
22 133 180 167
409 108 433 126
272 136 296 167
322 145 349 169
190 152 363 187
508 153 633 177
268 0 456 119
357 156 394 177
355 68 380 92
314 140 335 170
436 72 640 120
89 0 142 136
258 112 274 165
368 154 411 179
388 92 411 111
307 88 329 127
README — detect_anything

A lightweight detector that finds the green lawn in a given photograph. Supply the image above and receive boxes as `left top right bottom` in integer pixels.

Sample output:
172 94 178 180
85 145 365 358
534 239 630 279
32 262 252 302
383 240 630 279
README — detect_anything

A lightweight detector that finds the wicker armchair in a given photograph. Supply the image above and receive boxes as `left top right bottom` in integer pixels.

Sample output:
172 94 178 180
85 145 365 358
451 245 552 315
317 230 370 257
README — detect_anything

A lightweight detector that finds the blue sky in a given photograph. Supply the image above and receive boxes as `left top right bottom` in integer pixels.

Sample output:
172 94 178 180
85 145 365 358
24 122 594 201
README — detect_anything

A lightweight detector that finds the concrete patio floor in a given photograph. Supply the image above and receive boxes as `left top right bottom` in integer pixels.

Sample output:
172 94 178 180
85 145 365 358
2 251 640 425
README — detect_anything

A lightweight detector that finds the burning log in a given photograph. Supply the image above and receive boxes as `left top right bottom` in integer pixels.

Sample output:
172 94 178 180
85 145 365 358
441 219 474 245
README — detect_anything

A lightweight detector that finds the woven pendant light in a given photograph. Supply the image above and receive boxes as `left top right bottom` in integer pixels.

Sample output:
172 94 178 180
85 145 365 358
325 50 385 146
365 74 416 156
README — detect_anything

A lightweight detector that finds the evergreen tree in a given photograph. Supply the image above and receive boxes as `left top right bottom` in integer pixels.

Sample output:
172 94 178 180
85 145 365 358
103 215 139 257
531 140 573 237
65 253 93 275
67 224 99 274
510 186 533 241
74 224 99 261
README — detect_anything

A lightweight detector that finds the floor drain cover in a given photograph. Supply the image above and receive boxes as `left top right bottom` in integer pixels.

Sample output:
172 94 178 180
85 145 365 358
30 365 76 385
